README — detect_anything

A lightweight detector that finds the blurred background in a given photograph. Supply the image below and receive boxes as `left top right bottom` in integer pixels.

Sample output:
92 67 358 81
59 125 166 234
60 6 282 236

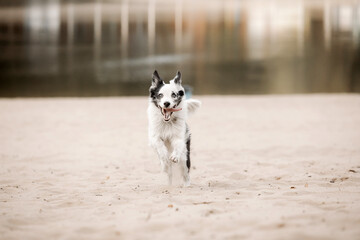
0 0 360 97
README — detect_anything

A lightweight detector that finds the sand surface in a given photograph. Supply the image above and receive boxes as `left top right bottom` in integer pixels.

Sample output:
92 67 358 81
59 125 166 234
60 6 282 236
0 95 360 240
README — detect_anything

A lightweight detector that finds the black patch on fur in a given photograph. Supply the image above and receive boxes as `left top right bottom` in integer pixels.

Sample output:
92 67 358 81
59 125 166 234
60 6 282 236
186 137 191 172
149 84 164 108
149 70 165 107
185 125 191 172
153 70 161 81
174 91 183 106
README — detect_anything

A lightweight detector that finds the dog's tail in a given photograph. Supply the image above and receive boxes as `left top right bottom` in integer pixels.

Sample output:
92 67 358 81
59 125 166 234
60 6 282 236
186 99 201 114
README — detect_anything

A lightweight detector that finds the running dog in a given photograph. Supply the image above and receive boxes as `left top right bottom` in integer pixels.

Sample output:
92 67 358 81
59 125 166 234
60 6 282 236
147 70 201 186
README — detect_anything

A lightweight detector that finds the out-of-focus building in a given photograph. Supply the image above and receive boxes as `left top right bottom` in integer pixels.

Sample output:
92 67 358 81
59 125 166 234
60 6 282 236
0 0 359 96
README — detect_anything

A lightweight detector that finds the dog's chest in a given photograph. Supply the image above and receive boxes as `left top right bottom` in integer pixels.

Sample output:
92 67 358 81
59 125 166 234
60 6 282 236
155 119 184 140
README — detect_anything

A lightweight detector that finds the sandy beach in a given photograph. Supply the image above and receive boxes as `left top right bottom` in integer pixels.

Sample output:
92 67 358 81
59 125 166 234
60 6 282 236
0 94 360 240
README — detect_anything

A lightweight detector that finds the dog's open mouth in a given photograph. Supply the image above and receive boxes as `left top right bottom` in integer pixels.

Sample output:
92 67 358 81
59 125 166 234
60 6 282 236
160 107 182 121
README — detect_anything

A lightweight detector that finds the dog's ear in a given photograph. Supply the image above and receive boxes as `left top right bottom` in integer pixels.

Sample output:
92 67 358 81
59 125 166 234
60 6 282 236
152 70 164 87
174 71 181 85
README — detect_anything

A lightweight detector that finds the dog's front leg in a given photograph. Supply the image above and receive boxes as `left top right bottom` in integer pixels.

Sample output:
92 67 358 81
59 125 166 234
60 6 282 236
150 137 173 185
150 138 168 166
170 138 191 187
170 138 186 163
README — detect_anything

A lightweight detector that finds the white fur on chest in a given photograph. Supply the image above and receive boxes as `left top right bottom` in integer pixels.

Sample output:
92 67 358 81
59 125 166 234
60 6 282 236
147 101 187 142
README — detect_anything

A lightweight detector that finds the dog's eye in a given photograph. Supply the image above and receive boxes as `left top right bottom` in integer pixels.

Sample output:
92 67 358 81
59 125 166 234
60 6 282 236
158 93 163 98
178 90 184 96
171 92 177 98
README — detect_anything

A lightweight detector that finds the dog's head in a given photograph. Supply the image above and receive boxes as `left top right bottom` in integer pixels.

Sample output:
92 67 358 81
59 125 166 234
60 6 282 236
149 70 185 122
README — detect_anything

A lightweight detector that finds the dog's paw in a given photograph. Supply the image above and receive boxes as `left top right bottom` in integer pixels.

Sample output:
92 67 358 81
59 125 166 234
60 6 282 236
170 156 179 163
183 180 191 187
169 152 180 163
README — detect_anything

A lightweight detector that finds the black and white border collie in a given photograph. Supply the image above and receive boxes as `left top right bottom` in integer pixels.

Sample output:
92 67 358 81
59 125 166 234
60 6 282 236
147 70 201 186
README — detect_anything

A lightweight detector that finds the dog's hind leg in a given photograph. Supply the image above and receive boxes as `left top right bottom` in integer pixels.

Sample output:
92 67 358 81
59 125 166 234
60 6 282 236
181 161 190 187
180 136 191 187
186 136 191 172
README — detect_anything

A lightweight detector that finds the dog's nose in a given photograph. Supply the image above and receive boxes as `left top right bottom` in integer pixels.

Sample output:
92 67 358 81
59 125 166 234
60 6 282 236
164 102 170 108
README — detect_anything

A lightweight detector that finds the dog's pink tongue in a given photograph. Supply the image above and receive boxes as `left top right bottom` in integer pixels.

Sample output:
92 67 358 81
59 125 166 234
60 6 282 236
166 108 182 112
